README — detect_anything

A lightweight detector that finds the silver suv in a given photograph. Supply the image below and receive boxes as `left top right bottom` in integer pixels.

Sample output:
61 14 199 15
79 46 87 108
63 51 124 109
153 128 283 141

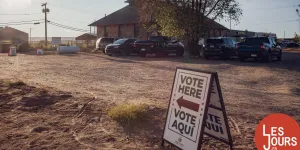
95 37 117 53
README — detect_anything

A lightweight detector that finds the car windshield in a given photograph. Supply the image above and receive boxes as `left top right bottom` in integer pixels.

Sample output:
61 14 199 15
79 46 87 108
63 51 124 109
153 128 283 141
245 38 270 44
101 38 114 43
113 39 127 44
149 36 169 42
206 39 223 45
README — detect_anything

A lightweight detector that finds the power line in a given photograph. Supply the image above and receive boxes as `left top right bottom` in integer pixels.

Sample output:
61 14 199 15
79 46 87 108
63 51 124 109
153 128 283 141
48 21 89 32
255 19 300 25
0 13 43 16
0 19 44 24
49 23 89 32
0 22 45 26
49 19 90 24
49 21 89 31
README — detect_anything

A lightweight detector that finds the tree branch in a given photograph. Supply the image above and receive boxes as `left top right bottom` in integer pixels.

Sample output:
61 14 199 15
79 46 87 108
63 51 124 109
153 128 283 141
202 0 208 14
205 0 221 17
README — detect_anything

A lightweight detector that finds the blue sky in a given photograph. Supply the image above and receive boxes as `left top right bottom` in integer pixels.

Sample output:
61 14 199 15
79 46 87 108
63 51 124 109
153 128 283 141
0 0 299 38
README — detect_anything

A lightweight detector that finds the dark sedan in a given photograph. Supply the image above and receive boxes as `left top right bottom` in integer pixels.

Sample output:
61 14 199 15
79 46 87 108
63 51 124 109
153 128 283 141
105 38 137 56
286 43 299 48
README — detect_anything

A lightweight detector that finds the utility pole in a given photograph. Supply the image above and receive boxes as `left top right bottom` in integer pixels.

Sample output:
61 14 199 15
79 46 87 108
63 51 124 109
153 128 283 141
296 8 300 35
228 7 235 32
230 15 232 30
42 3 49 46
30 28 32 45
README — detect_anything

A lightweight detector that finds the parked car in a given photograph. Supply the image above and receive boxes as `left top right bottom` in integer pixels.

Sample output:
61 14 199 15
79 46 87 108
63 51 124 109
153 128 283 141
237 37 282 62
134 36 184 57
95 37 117 53
286 43 299 48
202 37 237 60
105 38 137 56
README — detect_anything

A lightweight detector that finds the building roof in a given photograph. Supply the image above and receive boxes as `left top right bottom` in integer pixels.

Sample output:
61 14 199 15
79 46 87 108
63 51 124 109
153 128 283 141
75 33 97 41
90 5 228 30
89 5 138 26
203 19 228 30
0 26 28 35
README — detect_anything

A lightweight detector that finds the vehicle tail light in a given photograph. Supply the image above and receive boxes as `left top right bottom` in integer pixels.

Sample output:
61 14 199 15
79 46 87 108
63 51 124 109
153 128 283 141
235 44 239 49
151 43 154 48
260 44 265 50
134 43 136 47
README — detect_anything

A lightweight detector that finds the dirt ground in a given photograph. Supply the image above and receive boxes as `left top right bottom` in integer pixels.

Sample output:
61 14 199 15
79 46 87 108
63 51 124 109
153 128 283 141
0 50 299 150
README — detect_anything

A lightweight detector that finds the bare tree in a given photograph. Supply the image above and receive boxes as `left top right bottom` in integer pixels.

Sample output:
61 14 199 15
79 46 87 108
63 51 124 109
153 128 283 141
133 0 242 56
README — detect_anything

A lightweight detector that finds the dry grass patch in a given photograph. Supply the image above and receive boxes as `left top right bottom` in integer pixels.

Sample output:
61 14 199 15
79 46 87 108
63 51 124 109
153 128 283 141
4 80 26 87
284 48 300 52
108 103 149 124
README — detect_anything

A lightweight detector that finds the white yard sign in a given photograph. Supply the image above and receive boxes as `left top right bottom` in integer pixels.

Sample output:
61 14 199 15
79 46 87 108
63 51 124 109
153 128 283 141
52 37 62 45
9 46 17 56
162 68 233 150
163 68 212 150
204 78 231 143
37 49 44 55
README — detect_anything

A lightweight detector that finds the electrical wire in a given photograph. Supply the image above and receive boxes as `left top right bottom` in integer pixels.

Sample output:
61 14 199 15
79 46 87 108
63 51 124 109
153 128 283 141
49 19 90 24
0 22 45 26
0 13 43 16
0 19 44 25
48 21 89 32
49 22 89 32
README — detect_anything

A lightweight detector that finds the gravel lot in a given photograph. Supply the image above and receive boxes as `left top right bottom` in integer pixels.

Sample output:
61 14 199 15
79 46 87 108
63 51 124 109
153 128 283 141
0 50 299 149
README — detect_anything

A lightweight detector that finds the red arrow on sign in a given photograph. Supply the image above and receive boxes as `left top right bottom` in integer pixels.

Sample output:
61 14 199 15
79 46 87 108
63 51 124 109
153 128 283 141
177 96 200 112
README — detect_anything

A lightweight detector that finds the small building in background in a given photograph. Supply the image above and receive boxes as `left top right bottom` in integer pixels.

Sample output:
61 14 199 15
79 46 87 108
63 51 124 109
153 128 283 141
0 26 29 53
225 30 256 42
75 33 97 49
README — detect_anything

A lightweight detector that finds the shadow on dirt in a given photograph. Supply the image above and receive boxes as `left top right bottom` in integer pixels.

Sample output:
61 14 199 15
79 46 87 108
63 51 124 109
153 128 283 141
0 80 72 112
291 88 300 96
85 51 300 73
118 107 167 147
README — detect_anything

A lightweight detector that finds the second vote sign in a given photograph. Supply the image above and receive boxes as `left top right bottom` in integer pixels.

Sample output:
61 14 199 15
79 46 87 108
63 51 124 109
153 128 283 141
162 68 233 150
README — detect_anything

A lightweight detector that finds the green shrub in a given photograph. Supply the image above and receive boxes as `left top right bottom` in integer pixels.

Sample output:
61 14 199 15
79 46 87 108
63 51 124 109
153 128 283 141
108 103 148 123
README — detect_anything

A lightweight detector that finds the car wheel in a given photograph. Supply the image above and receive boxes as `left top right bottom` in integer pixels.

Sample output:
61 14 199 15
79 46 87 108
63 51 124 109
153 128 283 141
277 52 282 61
221 51 230 60
239 57 245 62
277 55 282 61
102 49 105 54
221 55 230 60
176 48 184 56
263 52 272 63
139 51 146 57
156 51 164 57
204 55 210 60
